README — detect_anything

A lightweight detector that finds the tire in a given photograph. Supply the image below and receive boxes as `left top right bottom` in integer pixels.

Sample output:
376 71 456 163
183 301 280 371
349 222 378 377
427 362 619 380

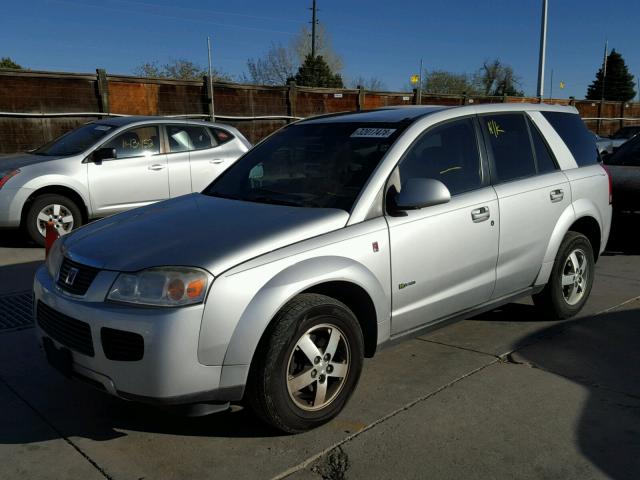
247 293 364 433
533 231 595 319
24 194 83 246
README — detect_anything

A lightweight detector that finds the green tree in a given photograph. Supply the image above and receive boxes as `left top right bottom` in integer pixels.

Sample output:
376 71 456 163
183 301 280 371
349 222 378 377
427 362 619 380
0 57 23 69
586 49 636 101
421 70 478 95
133 58 230 81
289 54 344 88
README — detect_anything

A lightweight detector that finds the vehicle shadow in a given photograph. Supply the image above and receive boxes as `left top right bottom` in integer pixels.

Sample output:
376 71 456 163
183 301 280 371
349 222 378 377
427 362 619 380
513 306 640 480
604 213 640 255
0 229 38 249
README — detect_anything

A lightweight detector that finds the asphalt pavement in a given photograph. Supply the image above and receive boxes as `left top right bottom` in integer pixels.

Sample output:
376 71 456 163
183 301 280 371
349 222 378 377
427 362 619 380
0 218 638 480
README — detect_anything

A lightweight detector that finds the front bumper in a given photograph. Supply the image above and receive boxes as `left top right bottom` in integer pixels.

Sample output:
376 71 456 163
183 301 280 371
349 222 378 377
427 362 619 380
33 265 241 404
0 187 32 228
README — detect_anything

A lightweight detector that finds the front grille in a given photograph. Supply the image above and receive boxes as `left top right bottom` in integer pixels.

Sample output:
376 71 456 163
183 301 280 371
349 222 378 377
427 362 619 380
101 327 144 361
56 257 100 296
37 301 94 357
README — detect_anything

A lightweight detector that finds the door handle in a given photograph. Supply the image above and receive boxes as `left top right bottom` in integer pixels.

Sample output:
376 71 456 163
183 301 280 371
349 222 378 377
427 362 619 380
550 189 564 203
148 164 166 171
209 158 224 164
471 206 490 223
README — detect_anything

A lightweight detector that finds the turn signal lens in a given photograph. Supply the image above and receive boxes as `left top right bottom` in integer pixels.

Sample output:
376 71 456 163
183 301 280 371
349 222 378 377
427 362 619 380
107 267 211 307
187 278 206 299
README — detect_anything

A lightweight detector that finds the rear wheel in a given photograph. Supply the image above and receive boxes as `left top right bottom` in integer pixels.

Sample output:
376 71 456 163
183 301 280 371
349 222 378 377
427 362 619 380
533 231 595 319
247 293 364 433
25 194 82 246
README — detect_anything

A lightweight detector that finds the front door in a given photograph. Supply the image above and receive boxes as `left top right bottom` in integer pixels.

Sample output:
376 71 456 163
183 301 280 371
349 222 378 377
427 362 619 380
387 117 499 335
87 125 169 216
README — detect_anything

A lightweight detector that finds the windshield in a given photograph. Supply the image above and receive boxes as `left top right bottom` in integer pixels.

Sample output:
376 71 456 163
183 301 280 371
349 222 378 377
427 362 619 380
33 123 115 156
203 122 406 211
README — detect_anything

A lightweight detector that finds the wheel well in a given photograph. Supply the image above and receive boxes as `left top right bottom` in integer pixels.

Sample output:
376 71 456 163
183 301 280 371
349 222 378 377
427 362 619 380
569 216 601 261
303 281 378 358
22 186 89 225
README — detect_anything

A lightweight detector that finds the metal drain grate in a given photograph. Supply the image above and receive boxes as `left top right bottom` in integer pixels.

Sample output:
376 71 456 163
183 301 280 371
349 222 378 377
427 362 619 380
0 292 33 331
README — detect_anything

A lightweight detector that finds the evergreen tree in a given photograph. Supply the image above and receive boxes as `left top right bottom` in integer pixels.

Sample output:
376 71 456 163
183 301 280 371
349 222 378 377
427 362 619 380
586 49 636 101
288 54 344 88
0 57 23 69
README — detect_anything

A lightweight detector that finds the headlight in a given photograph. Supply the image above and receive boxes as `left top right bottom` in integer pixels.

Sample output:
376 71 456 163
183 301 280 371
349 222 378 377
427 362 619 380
107 267 211 307
0 169 20 190
46 238 64 280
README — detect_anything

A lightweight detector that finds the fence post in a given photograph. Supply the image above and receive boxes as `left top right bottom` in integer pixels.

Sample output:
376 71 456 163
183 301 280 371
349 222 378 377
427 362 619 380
96 68 109 117
596 100 604 135
357 85 366 111
203 75 215 121
620 101 626 130
287 81 297 122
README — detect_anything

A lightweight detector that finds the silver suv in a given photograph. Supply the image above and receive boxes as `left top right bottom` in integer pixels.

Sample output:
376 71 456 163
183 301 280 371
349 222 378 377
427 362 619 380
0 117 250 244
34 105 611 433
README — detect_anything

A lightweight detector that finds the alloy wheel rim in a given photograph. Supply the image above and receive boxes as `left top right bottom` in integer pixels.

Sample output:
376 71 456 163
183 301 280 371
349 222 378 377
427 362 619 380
286 322 350 412
36 204 74 237
561 248 588 306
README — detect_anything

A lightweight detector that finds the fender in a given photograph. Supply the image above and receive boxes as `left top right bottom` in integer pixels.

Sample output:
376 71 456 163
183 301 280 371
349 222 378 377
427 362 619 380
222 255 389 367
21 174 91 214
571 197 605 252
534 203 576 286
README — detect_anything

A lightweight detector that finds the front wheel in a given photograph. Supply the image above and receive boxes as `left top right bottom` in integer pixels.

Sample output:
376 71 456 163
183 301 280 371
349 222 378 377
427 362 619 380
24 194 83 246
533 231 595 319
247 293 364 433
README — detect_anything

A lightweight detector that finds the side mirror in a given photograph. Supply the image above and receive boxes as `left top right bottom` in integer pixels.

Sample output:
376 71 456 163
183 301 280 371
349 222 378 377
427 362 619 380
92 147 117 162
394 178 451 210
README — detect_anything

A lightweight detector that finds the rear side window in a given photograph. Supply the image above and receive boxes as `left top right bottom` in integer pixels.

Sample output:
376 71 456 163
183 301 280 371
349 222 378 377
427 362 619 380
166 125 214 153
541 112 599 167
481 114 536 183
210 128 234 145
527 117 558 174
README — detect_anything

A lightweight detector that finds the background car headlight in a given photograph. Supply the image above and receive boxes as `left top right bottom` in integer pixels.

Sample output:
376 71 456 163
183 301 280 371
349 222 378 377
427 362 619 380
0 169 20 190
107 267 211 307
45 238 64 280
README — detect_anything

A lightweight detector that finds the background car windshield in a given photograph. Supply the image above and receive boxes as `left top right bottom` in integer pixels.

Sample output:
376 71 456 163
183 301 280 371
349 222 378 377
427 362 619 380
204 122 405 210
33 123 114 156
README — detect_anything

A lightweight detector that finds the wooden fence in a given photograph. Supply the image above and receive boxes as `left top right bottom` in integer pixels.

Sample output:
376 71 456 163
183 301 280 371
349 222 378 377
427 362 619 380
1 68 639 155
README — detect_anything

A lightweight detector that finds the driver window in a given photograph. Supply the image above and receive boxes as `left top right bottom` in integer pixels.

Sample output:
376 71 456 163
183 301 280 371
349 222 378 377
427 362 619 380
102 126 160 159
397 118 482 196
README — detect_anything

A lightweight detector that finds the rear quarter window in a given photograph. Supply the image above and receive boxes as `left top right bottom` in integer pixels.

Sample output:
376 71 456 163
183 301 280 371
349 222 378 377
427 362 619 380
541 111 599 167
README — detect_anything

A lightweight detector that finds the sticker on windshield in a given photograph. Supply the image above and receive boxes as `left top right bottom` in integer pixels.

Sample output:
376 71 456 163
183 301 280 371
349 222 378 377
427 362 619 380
94 125 112 131
351 128 396 138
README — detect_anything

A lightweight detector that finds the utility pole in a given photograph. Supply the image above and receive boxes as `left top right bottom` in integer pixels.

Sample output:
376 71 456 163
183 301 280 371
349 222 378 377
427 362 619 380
207 36 215 122
416 58 423 105
536 0 548 99
310 0 318 58
600 39 608 102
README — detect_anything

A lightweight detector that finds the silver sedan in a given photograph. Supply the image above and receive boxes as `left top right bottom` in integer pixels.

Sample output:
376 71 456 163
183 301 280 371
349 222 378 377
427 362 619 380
0 117 250 244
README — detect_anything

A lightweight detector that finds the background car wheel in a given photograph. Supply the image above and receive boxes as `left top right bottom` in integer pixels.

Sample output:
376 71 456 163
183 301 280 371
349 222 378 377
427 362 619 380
247 293 364 434
533 231 595 319
25 194 82 246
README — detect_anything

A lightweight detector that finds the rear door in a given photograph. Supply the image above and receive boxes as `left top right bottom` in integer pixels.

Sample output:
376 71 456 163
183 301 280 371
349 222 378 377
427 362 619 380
189 127 243 192
87 124 169 216
388 117 499 335
479 113 571 299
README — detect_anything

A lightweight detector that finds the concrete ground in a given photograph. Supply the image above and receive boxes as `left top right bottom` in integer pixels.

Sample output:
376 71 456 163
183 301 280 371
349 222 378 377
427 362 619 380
0 218 638 480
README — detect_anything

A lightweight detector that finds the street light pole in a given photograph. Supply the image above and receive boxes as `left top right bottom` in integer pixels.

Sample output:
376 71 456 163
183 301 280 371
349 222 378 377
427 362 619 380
536 0 548 99
207 36 215 122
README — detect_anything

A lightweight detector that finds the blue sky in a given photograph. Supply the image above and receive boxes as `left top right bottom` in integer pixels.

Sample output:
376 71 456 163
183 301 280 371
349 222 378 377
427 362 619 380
2 0 639 99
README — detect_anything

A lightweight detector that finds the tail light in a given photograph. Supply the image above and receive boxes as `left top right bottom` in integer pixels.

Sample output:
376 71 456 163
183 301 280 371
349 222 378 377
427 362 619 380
601 165 613 205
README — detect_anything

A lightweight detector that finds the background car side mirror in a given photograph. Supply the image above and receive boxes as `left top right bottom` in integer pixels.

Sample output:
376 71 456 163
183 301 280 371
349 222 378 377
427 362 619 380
394 178 451 211
92 147 117 162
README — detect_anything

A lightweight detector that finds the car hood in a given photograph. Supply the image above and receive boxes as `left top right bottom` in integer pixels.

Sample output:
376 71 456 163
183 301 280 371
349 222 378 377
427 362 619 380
62 193 350 275
0 152 68 170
